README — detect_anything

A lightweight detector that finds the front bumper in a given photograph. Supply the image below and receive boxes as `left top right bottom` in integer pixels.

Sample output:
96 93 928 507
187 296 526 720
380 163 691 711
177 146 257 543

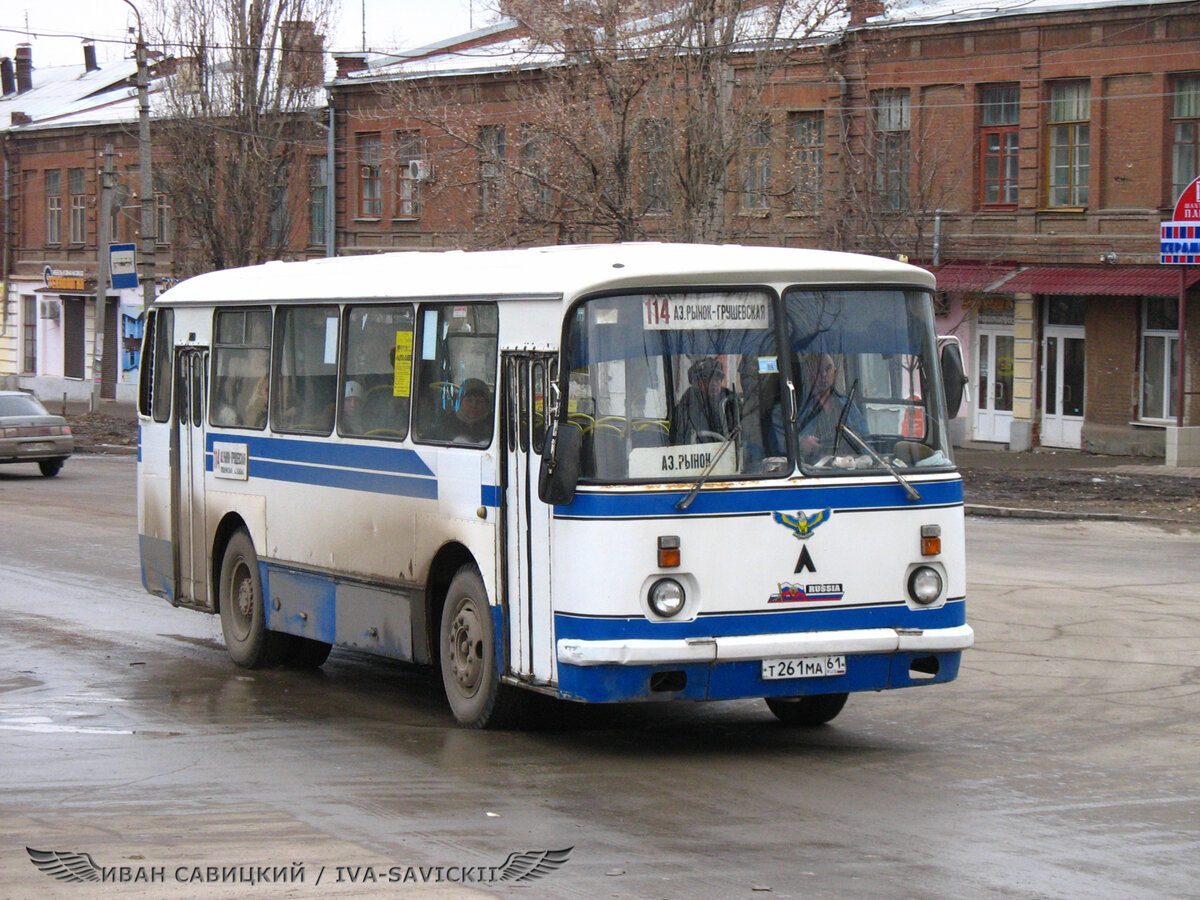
558 623 974 666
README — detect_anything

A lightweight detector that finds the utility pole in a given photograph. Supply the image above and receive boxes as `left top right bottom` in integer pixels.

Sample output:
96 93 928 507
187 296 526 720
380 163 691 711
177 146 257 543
92 144 116 411
124 0 156 310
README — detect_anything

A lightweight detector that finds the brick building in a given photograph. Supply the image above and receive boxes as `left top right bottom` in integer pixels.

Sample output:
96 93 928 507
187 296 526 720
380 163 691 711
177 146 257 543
327 0 1200 458
0 38 326 405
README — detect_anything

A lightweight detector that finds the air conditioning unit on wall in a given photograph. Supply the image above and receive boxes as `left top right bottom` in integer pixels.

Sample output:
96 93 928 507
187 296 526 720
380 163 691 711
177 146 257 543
39 299 60 321
408 159 433 182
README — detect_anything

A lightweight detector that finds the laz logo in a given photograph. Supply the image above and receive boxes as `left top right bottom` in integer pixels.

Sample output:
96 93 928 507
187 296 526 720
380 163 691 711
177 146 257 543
772 509 831 540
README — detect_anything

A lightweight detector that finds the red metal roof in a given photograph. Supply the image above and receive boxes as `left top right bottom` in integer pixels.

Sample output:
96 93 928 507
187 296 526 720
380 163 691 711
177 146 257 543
930 262 1018 292
995 266 1200 297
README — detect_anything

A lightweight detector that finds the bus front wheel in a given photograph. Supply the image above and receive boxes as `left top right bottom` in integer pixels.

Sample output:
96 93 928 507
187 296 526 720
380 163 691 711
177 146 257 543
439 566 522 729
218 530 287 669
765 692 848 726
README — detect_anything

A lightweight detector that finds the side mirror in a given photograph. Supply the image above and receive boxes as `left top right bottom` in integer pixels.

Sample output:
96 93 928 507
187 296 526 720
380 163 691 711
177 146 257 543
538 419 583 505
940 342 967 417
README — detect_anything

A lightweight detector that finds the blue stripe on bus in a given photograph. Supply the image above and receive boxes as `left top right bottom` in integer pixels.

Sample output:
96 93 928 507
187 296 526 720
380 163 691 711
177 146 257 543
555 599 966 641
557 478 963 518
205 433 436 477
249 458 439 499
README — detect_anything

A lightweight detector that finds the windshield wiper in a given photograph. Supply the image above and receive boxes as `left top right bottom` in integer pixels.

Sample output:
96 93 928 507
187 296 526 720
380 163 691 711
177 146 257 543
675 426 740 511
838 424 922 502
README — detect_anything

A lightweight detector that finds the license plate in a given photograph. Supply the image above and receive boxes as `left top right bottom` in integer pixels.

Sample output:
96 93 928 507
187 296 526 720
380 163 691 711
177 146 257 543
761 655 847 680
20 442 54 454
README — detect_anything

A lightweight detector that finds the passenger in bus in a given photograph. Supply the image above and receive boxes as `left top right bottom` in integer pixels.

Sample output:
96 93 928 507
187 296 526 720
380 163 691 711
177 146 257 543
445 378 493 443
342 380 366 434
670 357 735 445
785 353 867 461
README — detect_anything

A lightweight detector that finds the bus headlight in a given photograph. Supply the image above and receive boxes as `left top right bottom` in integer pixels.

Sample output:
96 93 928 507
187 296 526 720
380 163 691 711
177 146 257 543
907 566 943 605
648 578 686 618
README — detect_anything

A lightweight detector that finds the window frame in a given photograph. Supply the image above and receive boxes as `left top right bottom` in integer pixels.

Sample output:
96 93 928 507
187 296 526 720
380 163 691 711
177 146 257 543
740 119 772 212
978 84 1020 209
789 111 824 213
479 125 507 214
872 90 911 211
394 130 424 220
68 167 87 245
1045 81 1090 209
357 133 383 219
45 169 62 245
1139 298 1179 423
1170 75 1200 202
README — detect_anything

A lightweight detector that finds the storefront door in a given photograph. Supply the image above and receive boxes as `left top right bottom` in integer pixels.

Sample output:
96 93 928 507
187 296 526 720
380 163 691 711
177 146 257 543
975 328 1014 443
1041 297 1085 449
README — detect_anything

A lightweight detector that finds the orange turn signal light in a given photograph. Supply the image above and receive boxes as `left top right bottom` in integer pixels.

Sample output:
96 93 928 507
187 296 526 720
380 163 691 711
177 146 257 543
658 535 681 568
921 524 941 556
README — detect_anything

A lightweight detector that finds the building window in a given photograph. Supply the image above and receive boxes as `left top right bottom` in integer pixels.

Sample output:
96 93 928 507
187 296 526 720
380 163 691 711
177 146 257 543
68 167 87 244
789 112 823 213
267 166 288 248
357 133 382 218
1171 75 1200 201
1046 81 1089 208
45 170 62 244
872 91 910 210
22 296 36 374
155 188 173 245
741 119 771 211
479 125 506 213
1141 298 1179 421
308 156 327 245
980 84 1019 207
395 131 424 219
517 126 550 218
640 117 670 214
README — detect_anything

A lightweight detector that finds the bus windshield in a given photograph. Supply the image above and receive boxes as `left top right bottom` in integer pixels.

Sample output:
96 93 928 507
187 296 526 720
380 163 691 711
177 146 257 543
564 286 952 482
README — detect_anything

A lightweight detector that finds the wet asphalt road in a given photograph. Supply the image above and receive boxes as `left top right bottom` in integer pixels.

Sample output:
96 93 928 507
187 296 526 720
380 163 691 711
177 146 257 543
1 456 1198 899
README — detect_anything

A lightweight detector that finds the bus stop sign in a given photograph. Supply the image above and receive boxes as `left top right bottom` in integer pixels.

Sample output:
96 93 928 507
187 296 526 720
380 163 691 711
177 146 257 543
1161 175 1200 264
110 243 139 289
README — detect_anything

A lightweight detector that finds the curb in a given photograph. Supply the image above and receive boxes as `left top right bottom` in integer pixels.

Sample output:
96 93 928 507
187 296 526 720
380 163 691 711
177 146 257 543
965 503 1194 526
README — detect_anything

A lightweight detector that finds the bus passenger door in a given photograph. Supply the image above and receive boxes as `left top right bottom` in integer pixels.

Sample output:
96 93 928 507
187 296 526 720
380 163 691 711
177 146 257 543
172 347 210 610
502 353 555 684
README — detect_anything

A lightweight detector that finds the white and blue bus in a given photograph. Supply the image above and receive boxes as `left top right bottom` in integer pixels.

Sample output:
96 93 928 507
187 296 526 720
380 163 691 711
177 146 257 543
137 243 971 728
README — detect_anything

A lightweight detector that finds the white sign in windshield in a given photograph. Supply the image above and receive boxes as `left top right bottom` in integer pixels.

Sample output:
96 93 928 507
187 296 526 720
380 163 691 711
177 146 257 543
642 295 770 331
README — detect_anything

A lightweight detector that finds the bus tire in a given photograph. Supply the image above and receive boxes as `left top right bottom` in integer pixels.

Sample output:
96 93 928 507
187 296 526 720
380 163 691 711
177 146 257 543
218 529 286 669
285 635 332 669
439 566 522 729
765 692 848 726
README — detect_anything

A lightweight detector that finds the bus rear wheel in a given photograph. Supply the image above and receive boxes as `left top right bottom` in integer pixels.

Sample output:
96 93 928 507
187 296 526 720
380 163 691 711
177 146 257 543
218 530 287 668
439 566 522 729
765 692 848 726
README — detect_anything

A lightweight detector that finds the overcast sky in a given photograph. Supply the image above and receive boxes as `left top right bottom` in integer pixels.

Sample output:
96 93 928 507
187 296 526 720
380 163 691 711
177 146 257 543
4 0 493 69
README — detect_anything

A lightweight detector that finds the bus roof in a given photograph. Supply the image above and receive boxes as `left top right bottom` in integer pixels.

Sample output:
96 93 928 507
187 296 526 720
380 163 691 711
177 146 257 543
155 242 937 307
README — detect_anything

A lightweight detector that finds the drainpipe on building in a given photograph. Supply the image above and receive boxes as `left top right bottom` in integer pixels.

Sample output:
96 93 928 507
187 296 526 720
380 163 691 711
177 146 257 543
326 94 335 258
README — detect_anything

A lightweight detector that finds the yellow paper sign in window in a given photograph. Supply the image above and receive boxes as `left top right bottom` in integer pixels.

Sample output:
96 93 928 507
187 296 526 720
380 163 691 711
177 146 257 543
393 330 413 398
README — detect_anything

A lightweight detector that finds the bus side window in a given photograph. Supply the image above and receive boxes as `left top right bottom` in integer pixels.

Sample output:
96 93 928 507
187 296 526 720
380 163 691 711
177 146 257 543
211 308 271 430
342 304 414 440
273 306 338 435
412 303 498 446
148 308 174 423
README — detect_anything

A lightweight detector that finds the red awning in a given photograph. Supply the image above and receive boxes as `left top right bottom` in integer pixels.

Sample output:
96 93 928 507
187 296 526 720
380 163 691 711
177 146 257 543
994 266 1200 297
930 262 1019 293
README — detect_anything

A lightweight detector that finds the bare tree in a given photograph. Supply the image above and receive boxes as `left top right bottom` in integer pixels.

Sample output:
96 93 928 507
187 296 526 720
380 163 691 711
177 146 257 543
380 0 842 247
150 0 334 275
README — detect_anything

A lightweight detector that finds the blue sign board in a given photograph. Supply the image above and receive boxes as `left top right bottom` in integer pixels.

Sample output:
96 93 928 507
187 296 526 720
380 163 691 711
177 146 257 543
109 243 139 290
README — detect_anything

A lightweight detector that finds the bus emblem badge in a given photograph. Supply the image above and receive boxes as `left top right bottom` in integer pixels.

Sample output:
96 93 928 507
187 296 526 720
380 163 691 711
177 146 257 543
772 508 831 540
